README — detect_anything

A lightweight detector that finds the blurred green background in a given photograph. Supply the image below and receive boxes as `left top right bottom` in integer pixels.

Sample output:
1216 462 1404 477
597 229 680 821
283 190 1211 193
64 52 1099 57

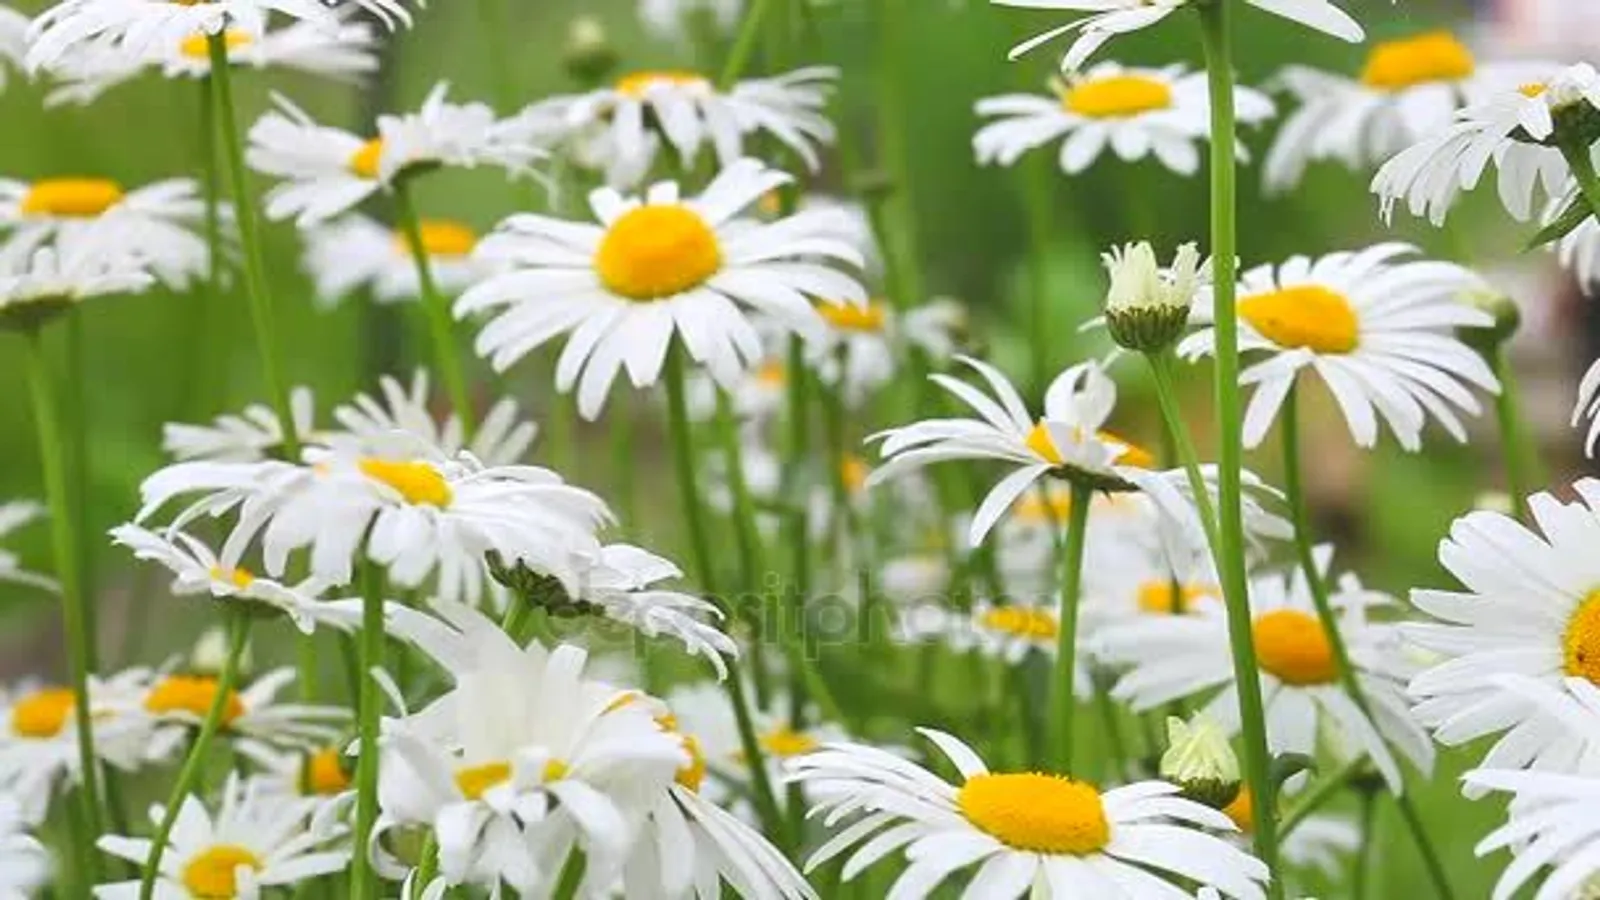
0 0 1590 893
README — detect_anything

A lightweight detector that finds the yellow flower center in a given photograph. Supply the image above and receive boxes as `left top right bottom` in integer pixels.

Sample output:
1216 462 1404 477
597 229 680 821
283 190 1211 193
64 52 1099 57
455 761 512 800
1521 83 1549 98
10 688 75 739
20 178 125 218
978 606 1060 641
1252 609 1339 686
594 204 723 301
1063 75 1174 119
1024 422 1154 469
1224 787 1254 833
358 458 453 508
302 748 350 796
1359 31 1476 92
1136 582 1214 615
1238 285 1360 354
181 845 263 899
543 759 570 782
145 676 245 726
1562 591 1600 684
348 138 384 180
759 726 820 758
178 28 252 60
817 301 887 333
1026 421 1065 466
614 70 709 98
840 455 870 495
676 734 708 792
753 360 785 386
208 565 255 589
1099 429 1156 470
395 219 477 259
957 773 1110 855
1013 487 1073 525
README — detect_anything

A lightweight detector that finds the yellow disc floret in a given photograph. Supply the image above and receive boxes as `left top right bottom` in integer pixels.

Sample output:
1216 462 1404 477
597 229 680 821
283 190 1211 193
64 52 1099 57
20 178 125 218
1063 75 1174 119
179 28 253 60
358 458 454 508
10 688 75 739
614 70 709 98
302 748 351 796
1252 609 1339 686
759 726 820 758
1238 285 1360 354
1360 31 1476 92
348 138 384 180
1137 582 1214 616
145 676 245 726
817 301 888 333
455 761 513 800
978 606 1060 642
594 205 723 301
1563 590 1600 684
397 219 478 258
182 845 264 899
957 773 1111 855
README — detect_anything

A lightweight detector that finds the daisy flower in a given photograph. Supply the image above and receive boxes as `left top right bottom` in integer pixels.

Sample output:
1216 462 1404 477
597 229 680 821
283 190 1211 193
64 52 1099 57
1080 533 1223 639
0 795 49 896
1463 768 1600 900
1177 244 1500 451
1372 63 1600 226
803 297 968 406
687 354 790 424
0 233 154 331
161 387 317 463
668 681 850 809
0 176 209 290
1263 33 1555 192
0 501 55 594
1210 787 1359 883
326 371 535 468
867 355 1204 546
246 86 544 227
1405 480 1600 782
789 728 1270 898
302 214 495 308
110 524 351 634
974 63 1274 176
96 774 349 899
141 666 349 769
1096 550 1435 792
897 598 1097 701
455 158 867 419
996 0 1362 72
638 0 741 43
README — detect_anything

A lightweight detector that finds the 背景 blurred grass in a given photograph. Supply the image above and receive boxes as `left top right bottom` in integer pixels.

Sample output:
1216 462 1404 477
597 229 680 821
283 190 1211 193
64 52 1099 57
0 0 1571 893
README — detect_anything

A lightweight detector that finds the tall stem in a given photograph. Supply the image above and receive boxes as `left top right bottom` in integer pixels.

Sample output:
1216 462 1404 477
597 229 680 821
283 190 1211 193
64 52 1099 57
137 611 250 900
1049 481 1091 772
1195 4 1283 891
1147 351 1219 548
1353 789 1378 900
717 0 773 89
1488 347 1541 519
1280 388 1455 900
350 552 386 900
22 327 104 882
661 345 787 845
1560 139 1600 222
392 180 476 438
1023 158 1055 398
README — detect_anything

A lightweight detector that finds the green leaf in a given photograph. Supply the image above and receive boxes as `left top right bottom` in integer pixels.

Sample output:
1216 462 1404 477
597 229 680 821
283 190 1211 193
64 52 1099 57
1527 195 1593 250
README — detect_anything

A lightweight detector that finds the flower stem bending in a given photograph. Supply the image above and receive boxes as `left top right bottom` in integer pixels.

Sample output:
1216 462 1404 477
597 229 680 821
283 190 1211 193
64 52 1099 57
1560 138 1600 224
205 33 300 459
22 327 104 884
1280 387 1454 900
1196 4 1284 892
393 179 476 439
1050 480 1092 773
1487 347 1542 519
350 553 387 900
137 610 251 900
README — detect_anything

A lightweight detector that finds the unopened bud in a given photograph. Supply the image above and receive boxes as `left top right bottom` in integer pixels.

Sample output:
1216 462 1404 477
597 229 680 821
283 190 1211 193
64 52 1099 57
563 16 617 87
190 626 252 678
1103 242 1207 353
1457 285 1521 350
1159 714 1240 810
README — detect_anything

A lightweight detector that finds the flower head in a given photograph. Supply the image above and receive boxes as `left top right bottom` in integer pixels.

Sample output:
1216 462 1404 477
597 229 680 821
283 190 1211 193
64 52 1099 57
1160 713 1241 809
1103 241 1207 352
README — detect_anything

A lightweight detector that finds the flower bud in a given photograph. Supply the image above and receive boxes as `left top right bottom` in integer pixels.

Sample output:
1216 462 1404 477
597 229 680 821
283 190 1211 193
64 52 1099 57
563 16 617 87
1457 285 1521 350
1159 713 1240 810
190 626 252 678
1103 242 1207 353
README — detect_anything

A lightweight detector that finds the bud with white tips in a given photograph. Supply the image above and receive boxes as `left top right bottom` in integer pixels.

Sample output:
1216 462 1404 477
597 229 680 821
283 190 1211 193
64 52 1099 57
190 626 252 678
1103 241 1207 353
1160 713 1240 809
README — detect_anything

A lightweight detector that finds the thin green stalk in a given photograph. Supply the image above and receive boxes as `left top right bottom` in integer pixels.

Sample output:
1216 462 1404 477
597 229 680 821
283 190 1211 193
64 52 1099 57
1280 388 1454 899
717 0 774 89
1278 756 1362 839
1023 157 1055 398
871 0 926 312
661 345 787 846
1049 481 1091 773
476 0 515 111
1560 138 1600 222
1488 346 1541 519
1092 686 1129 780
609 393 638 534
1196 5 1283 892
22 328 104 881
552 847 587 900
1353 789 1377 900
138 612 251 900
392 180 476 439
206 33 300 459
1147 351 1219 548
714 390 775 706
782 336 812 724
350 553 386 900
412 835 439 899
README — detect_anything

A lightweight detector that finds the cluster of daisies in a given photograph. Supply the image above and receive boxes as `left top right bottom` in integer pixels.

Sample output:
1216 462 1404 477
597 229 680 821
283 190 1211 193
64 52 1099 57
4 0 1600 896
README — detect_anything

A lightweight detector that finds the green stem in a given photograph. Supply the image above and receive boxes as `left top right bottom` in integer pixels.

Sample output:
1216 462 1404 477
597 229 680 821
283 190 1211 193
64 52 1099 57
22 327 104 884
137 612 250 900
1353 789 1378 900
1092 685 1130 780
393 180 476 439
717 0 773 89
205 33 300 459
350 554 386 900
1195 5 1283 893
714 389 774 707
1488 347 1541 519
412 835 439 899
871 0 925 313
1050 481 1091 773
1147 351 1219 549
1023 157 1055 398
552 847 587 900
1560 138 1600 222
609 393 638 534
782 336 812 719
1280 388 1454 900
1278 756 1362 839
661 345 788 846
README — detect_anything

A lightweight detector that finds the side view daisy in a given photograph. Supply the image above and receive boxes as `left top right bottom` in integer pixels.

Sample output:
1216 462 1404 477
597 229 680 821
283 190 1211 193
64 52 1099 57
802 297 968 406
0 232 154 331
326 370 535 468
974 63 1274 176
995 0 1362 72
1463 768 1600 900
0 500 55 593
456 158 867 419
0 795 48 897
789 728 1270 898
162 387 318 463
1177 243 1499 450
140 666 349 769
302 214 493 308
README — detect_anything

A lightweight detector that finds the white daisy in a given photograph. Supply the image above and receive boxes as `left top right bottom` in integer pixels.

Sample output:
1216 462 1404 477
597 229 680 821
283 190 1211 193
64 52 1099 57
1177 243 1500 451
996 0 1362 72
141 666 349 770
1080 532 1223 640
0 233 154 330
247 85 544 227
1463 768 1600 900
327 371 535 468
638 0 741 43
1405 480 1600 783
1372 63 1600 226
302 214 495 308
109 524 351 634
455 158 867 419
667 681 850 809
1097 550 1435 793
804 297 968 406
897 599 1097 702
0 794 49 896
867 355 1204 547
162 387 318 463
975 63 1274 176
789 728 1270 898
686 354 789 425
95 773 349 899
1263 33 1555 192
0 501 55 594
525 67 836 188
1211 788 1358 883
1575 356 1600 457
